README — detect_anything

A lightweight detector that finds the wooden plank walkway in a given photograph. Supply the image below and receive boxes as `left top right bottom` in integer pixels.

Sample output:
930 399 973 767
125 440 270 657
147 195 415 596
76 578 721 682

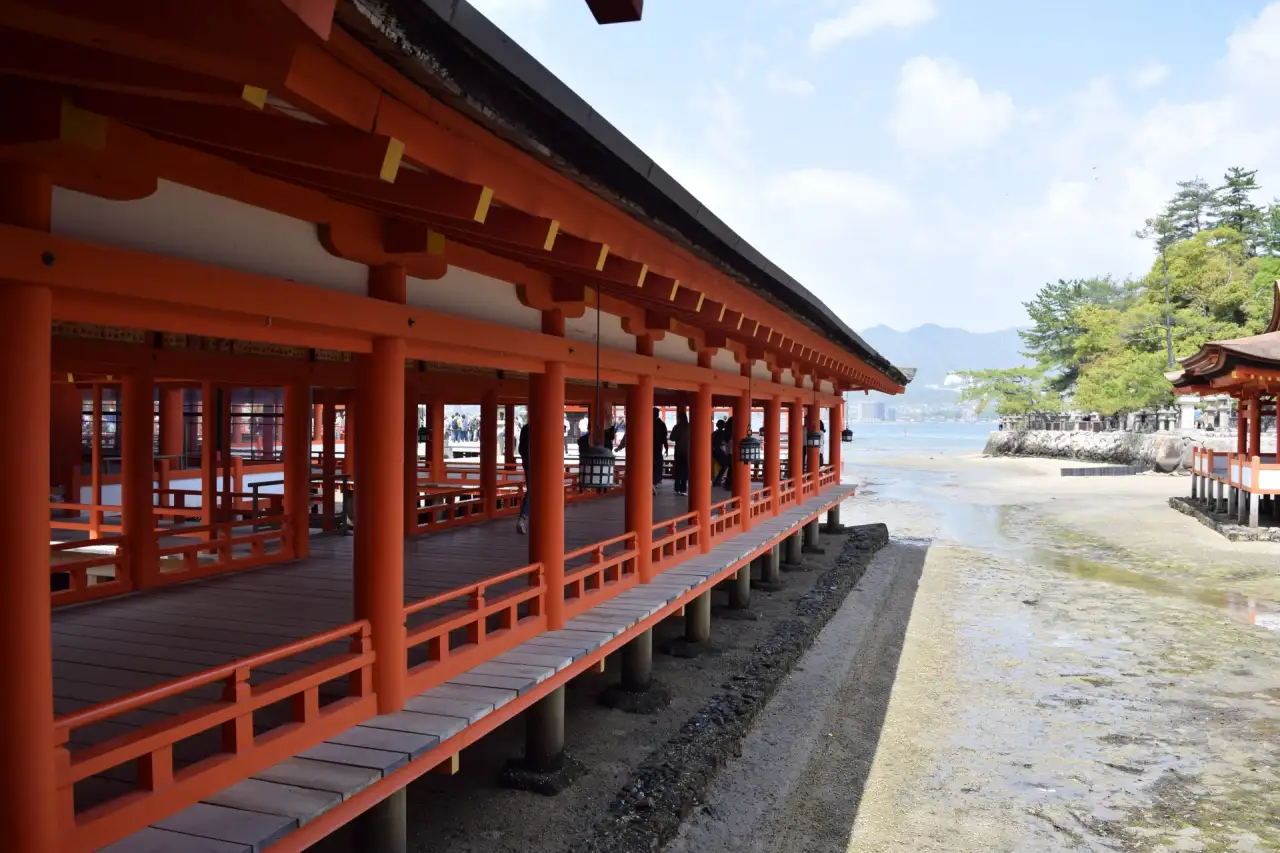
100 486 853 853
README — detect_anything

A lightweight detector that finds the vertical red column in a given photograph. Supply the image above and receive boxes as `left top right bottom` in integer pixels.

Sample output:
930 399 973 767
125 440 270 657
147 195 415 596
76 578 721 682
1249 395 1262 459
504 403 516 467
90 383 104 535
50 382 84 501
765 395 781 515
356 264 408 712
531 361 567 628
313 403 323 446
732 385 752 531
690 383 713 553
122 369 157 588
806 401 820 490
787 399 803 489
482 390 499 517
626 374 654 581
429 398 445 481
829 398 843 485
0 165 57 852
284 379 311 559
201 382 218 538
322 389 337 530
404 389 419 534
159 385 184 461
1237 399 1247 455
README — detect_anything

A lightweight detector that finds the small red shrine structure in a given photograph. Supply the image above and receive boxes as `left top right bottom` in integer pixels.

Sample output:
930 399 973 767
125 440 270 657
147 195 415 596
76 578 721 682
1175 282 1280 528
0 1 906 850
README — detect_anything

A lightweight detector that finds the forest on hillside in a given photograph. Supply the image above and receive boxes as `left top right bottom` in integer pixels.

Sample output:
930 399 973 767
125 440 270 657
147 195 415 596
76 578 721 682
961 167 1280 417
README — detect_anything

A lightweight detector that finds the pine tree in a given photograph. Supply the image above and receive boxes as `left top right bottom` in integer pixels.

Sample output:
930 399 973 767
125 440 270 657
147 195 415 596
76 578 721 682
1164 177 1216 240
1211 167 1263 253
1262 200 1280 256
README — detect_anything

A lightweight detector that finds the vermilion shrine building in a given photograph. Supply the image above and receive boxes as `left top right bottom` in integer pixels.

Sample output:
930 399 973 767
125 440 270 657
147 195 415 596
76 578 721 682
1176 283 1280 528
0 1 907 850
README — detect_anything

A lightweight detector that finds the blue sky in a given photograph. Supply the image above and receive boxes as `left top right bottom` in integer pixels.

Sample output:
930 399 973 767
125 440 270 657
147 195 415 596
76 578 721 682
469 0 1280 332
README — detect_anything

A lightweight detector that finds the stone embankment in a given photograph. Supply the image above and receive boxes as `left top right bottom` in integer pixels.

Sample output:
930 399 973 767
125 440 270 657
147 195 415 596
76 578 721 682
983 429 1213 472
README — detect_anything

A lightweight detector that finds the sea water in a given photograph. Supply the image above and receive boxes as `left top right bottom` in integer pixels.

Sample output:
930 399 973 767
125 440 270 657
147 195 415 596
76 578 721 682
842 421 994 460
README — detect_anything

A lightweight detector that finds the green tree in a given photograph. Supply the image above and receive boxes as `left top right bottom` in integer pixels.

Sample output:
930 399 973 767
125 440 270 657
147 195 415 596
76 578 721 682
1072 350 1176 415
1019 277 1132 393
958 367 1060 417
1211 167 1263 252
1262 201 1280 256
1165 177 1217 241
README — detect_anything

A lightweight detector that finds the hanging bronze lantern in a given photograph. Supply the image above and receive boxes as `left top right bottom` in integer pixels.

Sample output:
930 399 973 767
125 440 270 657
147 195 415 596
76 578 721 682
581 282 616 489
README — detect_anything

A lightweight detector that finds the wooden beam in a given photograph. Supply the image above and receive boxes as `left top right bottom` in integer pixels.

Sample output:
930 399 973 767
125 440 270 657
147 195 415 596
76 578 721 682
586 0 643 24
74 90 404 182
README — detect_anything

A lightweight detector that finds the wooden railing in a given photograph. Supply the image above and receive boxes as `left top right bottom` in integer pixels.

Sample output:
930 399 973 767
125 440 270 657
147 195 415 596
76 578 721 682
749 486 773 520
563 531 639 619
777 478 797 508
153 516 292 586
55 620 375 853
51 502 122 536
708 496 742 541
50 536 129 606
1226 452 1280 496
651 511 700 569
801 472 818 498
404 562 545 695
819 465 838 488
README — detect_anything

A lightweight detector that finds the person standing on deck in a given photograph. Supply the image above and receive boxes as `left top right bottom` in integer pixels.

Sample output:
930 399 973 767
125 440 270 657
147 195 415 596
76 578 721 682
653 407 669 494
670 410 690 496
516 420 531 534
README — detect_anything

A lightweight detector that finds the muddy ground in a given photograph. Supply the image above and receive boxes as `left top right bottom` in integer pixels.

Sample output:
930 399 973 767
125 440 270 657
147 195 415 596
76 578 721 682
308 522 861 853
677 454 1280 852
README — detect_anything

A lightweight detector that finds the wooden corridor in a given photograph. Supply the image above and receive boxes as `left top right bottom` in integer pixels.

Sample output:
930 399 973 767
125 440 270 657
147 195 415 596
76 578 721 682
54 485 737 755
99 486 852 853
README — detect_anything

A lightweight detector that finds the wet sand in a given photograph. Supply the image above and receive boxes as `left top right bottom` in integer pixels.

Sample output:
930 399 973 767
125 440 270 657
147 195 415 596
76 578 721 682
674 452 1280 852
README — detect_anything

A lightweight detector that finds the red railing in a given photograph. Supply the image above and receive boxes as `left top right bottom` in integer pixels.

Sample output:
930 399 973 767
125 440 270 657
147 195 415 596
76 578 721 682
651 511 700 569
777 478 797 508
153 516 293 585
563 531 639 618
404 562 546 695
51 501 122 536
819 465 838 488
749 486 773 520
50 536 130 606
801 472 818 498
708 496 742 541
55 620 375 853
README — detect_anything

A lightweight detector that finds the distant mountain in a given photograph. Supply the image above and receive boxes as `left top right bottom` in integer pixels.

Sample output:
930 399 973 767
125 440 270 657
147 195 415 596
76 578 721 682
859 324 1030 406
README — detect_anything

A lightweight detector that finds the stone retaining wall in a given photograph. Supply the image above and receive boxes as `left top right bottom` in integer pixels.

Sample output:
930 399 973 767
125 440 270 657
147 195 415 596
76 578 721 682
981 429 1241 472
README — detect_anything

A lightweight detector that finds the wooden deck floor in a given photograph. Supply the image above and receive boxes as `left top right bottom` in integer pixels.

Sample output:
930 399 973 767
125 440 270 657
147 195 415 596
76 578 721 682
53 485 737 743
99 486 854 853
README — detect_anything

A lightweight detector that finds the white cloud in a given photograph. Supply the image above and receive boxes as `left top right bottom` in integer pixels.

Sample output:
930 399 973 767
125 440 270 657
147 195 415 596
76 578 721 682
765 69 816 96
767 169 910 217
1130 62 1170 90
888 57 1015 156
809 0 936 52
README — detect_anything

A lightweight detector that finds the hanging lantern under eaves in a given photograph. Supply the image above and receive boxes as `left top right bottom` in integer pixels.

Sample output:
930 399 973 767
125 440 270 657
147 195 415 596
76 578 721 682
579 443 617 489
841 427 853 443
738 433 764 464
804 431 824 449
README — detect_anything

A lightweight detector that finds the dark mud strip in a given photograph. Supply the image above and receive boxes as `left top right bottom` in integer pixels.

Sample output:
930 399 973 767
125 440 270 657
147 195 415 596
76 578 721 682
571 524 891 853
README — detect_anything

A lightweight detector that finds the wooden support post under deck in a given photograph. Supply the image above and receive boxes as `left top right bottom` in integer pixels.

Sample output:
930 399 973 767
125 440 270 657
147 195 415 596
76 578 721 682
690 383 713 554
122 369 157 588
765 395 781 516
530 361 567 628
626 374 654 582
0 165 57 853
284 379 311 559
482 390 499 518
732 384 752 532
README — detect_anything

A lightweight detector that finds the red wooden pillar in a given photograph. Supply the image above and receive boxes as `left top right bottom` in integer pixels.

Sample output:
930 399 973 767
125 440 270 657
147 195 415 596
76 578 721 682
787 400 804 487
1249 395 1262 459
404 389 419 534
504 403 516 465
159 385 184 460
429 398 445 481
1237 398 1246 455
732 385 752 531
829 398 843 485
284 379 311 559
626 374 654 581
321 389 337 530
0 166 57 852
358 264 408 712
482 390 499 517
690 383 713 553
123 368 158 588
765 395 781 515
201 382 217 537
806 402 820 488
50 382 83 500
313 402 323 444
530 361 567 628
90 383 104 535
